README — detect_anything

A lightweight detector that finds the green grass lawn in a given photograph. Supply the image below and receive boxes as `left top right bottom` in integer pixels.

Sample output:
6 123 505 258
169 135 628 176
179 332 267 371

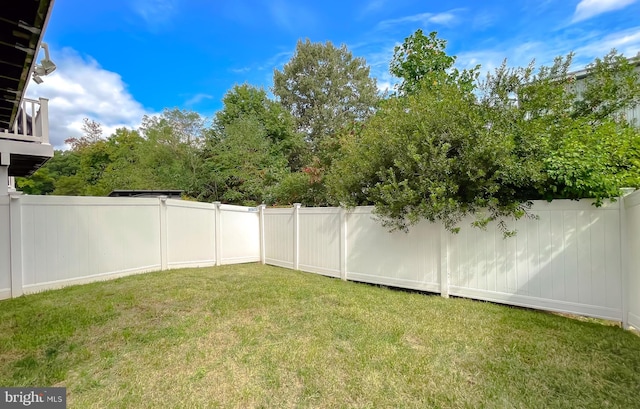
1 264 639 408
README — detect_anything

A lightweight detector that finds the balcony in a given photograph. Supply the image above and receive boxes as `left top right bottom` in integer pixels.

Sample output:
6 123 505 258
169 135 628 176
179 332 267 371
0 97 53 177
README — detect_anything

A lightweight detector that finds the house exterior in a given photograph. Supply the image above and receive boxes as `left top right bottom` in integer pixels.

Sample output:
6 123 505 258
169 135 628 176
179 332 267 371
569 54 640 126
0 0 55 195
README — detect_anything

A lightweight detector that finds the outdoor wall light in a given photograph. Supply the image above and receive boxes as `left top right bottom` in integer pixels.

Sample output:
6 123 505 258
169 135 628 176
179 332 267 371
31 43 56 84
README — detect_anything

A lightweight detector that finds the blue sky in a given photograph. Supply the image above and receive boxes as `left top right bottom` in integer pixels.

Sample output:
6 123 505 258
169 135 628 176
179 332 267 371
27 0 640 148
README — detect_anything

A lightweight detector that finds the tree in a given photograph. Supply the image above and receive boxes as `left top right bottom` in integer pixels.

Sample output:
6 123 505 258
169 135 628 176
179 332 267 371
328 81 524 233
89 128 153 194
202 116 289 205
478 51 640 204
65 118 103 150
213 84 307 171
16 149 80 195
138 108 208 195
329 30 640 235
273 39 379 150
572 51 640 121
390 29 478 96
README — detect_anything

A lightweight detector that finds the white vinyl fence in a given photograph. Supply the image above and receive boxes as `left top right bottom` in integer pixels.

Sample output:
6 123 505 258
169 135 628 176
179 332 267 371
2 191 639 330
263 194 640 329
624 192 640 329
0 194 259 299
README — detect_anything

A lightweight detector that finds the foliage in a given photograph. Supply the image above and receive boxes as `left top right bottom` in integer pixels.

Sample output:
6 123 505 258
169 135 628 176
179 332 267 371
16 150 80 195
390 29 478 96
201 116 289 205
137 108 207 195
330 30 640 234
328 81 530 233
572 52 640 121
16 32 640 227
271 162 332 206
213 84 308 171
16 167 55 195
273 39 379 151
65 118 103 150
19 109 210 197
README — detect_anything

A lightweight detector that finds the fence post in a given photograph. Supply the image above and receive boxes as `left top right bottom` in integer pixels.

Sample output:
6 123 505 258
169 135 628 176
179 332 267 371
259 204 266 264
340 207 348 281
620 194 630 329
293 203 301 270
439 225 450 298
214 202 222 266
9 192 23 297
159 196 168 271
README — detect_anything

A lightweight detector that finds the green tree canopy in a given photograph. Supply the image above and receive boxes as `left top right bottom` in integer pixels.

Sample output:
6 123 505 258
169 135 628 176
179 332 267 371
273 39 379 151
390 29 478 96
213 84 307 171
329 30 640 235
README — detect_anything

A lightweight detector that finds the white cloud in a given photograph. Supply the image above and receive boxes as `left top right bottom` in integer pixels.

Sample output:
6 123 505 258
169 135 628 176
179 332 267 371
184 93 214 106
267 0 316 33
377 10 462 30
455 26 640 78
229 67 251 74
573 27 640 59
25 48 153 149
361 0 386 16
132 0 178 32
572 0 637 23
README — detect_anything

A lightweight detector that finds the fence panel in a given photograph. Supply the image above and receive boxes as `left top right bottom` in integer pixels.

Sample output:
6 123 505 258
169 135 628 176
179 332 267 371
219 204 260 265
264 208 294 269
0 196 9 299
346 207 441 292
625 191 640 329
3 194 638 329
166 200 216 268
298 207 342 278
19 196 162 294
448 200 622 320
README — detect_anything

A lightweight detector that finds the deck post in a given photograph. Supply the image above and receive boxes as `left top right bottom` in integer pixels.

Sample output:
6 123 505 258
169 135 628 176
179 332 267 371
38 98 50 145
